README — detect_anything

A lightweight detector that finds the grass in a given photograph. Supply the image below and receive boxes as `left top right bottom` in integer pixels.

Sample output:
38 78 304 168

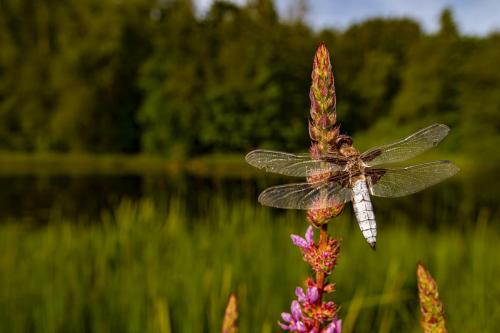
0 197 498 332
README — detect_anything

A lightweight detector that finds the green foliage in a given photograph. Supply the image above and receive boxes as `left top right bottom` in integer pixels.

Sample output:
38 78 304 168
0 0 150 152
0 198 498 332
456 34 500 160
0 2 499 160
137 0 201 158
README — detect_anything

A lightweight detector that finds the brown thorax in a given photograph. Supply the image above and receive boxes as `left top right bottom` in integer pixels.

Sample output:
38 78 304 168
337 134 359 158
336 135 366 185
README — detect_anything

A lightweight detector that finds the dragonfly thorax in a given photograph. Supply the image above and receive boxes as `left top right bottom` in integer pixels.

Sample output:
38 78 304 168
339 145 359 158
344 156 366 186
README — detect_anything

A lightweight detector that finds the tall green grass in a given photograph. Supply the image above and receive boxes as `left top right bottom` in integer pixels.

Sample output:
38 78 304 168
0 198 498 332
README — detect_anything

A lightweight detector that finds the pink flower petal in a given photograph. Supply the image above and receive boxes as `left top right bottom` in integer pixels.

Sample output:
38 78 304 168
295 287 307 302
291 235 308 248
305 226 315 245
307 286 319 303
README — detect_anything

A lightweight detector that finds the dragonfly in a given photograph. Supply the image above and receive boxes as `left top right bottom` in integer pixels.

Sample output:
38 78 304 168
245 123 459 249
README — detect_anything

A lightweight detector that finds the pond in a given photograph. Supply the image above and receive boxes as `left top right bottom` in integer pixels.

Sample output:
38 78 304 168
0 167 497 228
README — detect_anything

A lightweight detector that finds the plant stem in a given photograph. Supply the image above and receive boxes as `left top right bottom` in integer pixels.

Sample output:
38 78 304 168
314 223 329 330
317 223 329 292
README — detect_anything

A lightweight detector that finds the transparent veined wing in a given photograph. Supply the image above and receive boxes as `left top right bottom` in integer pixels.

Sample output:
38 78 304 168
360 124 450 166
367 161 459 198
245 149 345 177
257 175 352 210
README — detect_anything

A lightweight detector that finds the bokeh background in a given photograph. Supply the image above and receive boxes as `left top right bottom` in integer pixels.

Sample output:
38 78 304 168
0 0 499 332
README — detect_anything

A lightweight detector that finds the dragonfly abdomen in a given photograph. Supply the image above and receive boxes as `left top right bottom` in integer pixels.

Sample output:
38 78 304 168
352 179 377 249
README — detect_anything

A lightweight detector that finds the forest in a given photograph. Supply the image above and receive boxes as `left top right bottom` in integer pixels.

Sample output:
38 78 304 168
1 0 499 162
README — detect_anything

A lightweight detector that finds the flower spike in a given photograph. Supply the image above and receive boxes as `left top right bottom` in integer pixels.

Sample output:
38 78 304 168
417 262 447 333
222 294 238 333
280 43 343 332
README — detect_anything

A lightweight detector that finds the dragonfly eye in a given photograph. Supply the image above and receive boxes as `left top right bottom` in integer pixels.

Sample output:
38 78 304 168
335 135 353 148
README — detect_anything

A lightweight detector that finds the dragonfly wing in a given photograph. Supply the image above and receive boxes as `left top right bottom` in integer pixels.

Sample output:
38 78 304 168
245 149 343 177
367 161 459 198
258 177 352 210
361 124 450 166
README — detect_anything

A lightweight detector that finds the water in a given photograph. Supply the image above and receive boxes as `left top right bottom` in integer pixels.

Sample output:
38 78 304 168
0 168 497 227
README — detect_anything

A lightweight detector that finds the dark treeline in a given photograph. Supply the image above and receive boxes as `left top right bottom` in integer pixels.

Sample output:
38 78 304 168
1 0 499 160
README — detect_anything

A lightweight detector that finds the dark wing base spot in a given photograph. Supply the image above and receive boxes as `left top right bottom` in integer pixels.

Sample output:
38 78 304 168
361 149 382 163
366 168 386 185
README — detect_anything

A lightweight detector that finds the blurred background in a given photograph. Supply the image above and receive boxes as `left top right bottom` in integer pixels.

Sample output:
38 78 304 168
0 0 499 332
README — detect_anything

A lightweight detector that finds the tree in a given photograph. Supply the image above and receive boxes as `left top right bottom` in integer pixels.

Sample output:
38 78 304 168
0 0 152 152
438 8 458 38
49 0 151 152
457 34 500 160
0 0 57 150
332 18 421 132
138 0 201 157
390 10 464 127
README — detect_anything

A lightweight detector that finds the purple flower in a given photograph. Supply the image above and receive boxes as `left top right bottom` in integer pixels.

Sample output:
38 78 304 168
291 235 309 248
291 226 315 249
291 300 302 320
278 301 311 332
295 286 319 304
322 317 342 333
296 287 307 302
305 226 314 244
293 230 340 275
307 286 319 303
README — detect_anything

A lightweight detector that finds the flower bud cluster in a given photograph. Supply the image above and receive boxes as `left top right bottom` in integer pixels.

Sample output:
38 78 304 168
222 294 238 333
278 299 342 333
297 285 337 323
306 202 344 227
417 262 448 333
307 43 344 227
291 226 340 275
279 226 342 332
309 43 338 156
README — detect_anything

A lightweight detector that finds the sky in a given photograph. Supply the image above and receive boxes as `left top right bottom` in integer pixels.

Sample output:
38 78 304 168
194 0 500 35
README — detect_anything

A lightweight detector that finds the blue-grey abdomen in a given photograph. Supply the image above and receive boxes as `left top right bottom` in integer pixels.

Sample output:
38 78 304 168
352 180 377 249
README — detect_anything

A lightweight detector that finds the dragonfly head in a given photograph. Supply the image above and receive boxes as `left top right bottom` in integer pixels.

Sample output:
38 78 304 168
335 135 353 149
337 135 359 157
